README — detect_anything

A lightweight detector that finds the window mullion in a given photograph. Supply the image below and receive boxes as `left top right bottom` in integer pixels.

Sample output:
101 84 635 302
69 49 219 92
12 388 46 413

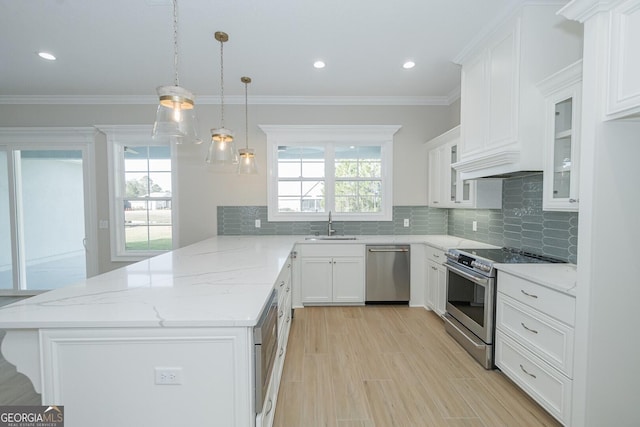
325 143 335 213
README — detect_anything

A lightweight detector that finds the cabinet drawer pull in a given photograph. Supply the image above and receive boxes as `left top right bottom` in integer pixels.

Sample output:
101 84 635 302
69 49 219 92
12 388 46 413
520 289 538 299
286 286 290 293
279 280 285 287
433 254 440 258
521 322 538 334
431 266 438 270
264 398 273 415
569 198 579 203
279 310 284 318
279 347 284 357
520 364 537 379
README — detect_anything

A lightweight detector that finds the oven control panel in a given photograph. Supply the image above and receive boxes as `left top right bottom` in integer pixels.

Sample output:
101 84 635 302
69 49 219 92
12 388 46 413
445 250 492 274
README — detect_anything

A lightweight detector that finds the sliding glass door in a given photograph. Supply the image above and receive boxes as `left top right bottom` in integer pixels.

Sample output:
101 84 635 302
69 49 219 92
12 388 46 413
0 128 96 294
0 151 12 290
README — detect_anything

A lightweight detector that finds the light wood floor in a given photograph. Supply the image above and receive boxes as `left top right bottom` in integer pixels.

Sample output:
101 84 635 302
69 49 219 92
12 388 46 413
273 306 561 427
0 330 41 405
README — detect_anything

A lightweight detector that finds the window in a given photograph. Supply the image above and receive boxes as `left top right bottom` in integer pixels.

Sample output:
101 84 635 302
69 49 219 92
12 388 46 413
261 125 400 221
100 125 176 261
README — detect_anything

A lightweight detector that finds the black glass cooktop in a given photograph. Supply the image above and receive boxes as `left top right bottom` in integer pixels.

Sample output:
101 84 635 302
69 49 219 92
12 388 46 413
458 247 565 265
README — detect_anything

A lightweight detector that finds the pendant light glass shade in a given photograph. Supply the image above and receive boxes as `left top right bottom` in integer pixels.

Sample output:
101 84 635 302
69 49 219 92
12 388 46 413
206 31 236 164
152 0 201 144
237 147 258 174
238 76 257 174
153 85 201 144
205 128 236 164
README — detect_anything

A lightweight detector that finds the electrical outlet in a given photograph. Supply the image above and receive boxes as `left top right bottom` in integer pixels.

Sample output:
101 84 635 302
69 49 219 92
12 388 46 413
154 367 183 385
472 220 478 232
403 218 410 227
255 219 261 228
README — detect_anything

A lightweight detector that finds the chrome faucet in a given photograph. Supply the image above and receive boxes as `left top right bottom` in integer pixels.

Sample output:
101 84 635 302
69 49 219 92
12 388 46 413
327 210 336 236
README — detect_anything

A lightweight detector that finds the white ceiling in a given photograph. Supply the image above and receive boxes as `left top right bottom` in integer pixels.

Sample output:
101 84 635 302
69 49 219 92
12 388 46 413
0 0 525 105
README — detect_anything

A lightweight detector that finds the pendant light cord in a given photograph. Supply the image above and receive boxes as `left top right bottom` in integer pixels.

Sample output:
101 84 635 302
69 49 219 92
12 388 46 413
172 0 180 87
244 80 248 149
220 39 225 128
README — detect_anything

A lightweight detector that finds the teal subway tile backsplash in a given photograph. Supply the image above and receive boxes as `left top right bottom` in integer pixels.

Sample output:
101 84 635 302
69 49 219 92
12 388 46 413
217 206 448 236
447 173 578 263
217 173 578 264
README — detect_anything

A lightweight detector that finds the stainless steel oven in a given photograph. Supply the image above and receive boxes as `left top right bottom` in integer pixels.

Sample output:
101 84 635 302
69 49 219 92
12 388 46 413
443 254 496 369
443 247 566 370
254 289 278 414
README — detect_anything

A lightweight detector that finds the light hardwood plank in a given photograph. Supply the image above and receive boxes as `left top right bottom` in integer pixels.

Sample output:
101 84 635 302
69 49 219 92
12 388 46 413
302 353 338 427
274 306 561 427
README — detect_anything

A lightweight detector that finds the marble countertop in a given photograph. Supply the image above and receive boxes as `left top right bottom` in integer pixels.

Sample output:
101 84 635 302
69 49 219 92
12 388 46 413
495 263 577 296
0 234 496 329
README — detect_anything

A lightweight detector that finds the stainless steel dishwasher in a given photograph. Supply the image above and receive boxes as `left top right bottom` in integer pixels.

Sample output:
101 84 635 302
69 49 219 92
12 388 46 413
365 245 410 303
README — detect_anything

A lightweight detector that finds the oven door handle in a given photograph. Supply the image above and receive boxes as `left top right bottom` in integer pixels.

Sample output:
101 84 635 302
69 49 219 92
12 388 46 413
445 264 490 287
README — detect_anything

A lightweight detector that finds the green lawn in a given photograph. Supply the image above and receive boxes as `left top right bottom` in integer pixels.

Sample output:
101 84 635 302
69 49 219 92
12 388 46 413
125 238 172 251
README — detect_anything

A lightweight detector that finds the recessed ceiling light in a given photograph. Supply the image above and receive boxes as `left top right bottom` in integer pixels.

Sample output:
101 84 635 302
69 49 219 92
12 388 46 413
38 52 56 61
403 61 415 69
313 60 326 69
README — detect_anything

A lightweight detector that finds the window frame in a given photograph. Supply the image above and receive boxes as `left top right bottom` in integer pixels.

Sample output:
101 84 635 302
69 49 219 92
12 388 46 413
261 125 400 222
99 125 178 262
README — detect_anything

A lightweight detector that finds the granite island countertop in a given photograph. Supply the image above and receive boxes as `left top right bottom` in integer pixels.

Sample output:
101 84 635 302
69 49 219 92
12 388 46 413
0 234 497 330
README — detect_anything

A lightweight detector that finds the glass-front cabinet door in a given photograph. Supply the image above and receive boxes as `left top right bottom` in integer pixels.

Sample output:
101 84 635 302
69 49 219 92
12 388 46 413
449 144 472 207
540 61 582 212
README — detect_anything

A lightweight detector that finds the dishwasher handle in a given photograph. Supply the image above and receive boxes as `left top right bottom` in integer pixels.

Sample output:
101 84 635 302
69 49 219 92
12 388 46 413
368 248 409 252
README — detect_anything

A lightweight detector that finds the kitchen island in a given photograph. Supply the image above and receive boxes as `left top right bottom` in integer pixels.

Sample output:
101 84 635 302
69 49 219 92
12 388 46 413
0 234 495 427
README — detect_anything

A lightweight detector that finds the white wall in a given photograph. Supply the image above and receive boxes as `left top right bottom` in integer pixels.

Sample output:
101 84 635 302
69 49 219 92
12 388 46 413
0 102 459 273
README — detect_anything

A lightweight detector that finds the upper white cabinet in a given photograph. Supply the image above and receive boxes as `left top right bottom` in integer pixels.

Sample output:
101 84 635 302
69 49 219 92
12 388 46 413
453 3 583 179
538 61 583 211
426 126 502 209
606 0 640 120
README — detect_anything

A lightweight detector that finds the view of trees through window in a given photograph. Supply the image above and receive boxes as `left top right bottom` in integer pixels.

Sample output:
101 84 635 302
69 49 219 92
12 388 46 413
122 146 172 251
335 146 382 213
276 144 381 214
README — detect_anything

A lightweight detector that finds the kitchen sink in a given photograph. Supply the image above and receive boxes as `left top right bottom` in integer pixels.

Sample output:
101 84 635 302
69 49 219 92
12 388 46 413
304 236 357 240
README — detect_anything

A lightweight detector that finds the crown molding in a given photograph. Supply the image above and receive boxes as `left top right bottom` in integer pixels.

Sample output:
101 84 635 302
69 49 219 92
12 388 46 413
0 127 96 143
0 94 455 107
558 0 624 22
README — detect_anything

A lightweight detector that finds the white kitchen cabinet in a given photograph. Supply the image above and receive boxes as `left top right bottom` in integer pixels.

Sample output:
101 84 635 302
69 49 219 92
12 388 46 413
495 270 576 425
427 145 444 207
539 60 583 212
453 4 583 179
605 0 640 120
426 126 502 209
424 245 447 316
299 244 365 305
260 260 293 427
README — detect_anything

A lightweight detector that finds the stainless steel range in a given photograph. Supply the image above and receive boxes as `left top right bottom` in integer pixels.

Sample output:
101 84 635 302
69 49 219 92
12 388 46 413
443 247 564 369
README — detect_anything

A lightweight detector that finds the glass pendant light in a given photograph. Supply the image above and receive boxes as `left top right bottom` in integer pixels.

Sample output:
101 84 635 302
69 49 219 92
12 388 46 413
238 77 258 174
206 31 236 164
152 0 201 144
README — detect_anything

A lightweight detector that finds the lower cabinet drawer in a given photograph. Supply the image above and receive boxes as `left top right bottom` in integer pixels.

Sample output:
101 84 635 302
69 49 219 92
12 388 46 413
495 330 572 425
496 293 574 376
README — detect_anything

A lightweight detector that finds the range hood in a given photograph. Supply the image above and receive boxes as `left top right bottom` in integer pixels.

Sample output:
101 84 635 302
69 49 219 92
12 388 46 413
452 150 542 180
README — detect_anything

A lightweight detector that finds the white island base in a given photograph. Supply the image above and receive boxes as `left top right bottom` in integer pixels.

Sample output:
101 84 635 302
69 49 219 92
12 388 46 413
3 327 254 426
